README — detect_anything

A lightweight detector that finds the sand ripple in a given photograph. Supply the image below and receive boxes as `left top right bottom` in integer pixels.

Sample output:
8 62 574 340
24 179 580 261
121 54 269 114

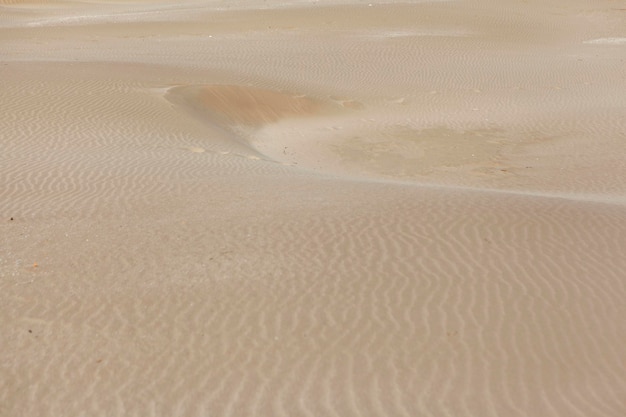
2 1 626 416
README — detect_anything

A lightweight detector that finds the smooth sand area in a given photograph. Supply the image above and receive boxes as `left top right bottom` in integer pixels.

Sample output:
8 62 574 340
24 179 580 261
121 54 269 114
1 1 625 416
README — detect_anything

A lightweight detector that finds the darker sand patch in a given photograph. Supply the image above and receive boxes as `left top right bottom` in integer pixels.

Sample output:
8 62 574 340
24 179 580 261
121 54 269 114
331 126 515 179
166 84 324 128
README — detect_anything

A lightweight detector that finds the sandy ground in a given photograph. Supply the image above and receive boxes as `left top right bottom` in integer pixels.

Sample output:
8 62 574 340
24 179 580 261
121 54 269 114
1 1 625 416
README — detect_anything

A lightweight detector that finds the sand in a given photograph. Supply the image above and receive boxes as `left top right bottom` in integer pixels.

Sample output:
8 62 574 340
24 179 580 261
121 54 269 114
1 1 625 416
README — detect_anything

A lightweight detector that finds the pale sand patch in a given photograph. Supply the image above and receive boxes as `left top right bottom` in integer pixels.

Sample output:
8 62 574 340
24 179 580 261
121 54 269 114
0 0 60 3
583 37 626 44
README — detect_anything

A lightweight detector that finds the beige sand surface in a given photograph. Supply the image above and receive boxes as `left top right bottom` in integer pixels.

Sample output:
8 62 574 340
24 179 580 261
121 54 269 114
1 1 625 416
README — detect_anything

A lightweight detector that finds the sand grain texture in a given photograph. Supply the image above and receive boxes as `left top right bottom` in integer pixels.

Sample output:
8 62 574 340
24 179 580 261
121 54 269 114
1 1 625 416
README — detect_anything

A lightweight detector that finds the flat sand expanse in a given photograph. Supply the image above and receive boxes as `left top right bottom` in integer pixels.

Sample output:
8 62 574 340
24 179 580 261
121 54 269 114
1 1 625 416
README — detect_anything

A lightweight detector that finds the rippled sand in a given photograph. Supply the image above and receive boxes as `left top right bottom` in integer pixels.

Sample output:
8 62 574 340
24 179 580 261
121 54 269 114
1 1 625 416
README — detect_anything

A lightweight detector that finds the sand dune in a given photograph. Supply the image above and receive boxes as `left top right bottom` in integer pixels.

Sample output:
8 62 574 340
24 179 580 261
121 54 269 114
1 1 625 416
